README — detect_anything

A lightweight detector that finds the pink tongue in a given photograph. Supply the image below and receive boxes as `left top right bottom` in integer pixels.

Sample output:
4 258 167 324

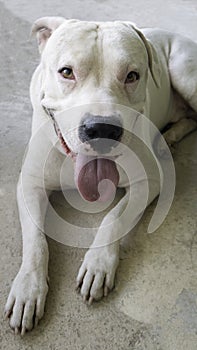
75 154 119 202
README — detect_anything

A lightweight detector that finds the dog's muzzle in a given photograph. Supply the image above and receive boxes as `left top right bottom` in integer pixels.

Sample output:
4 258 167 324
78 113 123 153
42 106 122 202
75 113 123 202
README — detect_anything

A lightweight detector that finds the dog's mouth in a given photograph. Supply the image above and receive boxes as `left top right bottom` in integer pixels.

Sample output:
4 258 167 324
74 154 119 202
58 129 73 157
44 106 119 202
59 130 119 202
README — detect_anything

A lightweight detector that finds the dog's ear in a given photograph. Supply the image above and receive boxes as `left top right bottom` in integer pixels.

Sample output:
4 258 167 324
131 25 161 88
31 16 65 53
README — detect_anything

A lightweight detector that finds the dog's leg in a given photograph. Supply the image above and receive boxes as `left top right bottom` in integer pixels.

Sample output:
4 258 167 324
163 118 197 146
4 175 50 335
76 178 159 303
155 117 197 157
76 195 127 303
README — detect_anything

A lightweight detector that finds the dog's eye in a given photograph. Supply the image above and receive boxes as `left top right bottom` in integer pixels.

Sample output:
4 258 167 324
125 71 140 84
58 67 75 80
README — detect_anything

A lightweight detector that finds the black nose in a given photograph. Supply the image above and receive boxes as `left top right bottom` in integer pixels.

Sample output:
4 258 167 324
78 114 123 151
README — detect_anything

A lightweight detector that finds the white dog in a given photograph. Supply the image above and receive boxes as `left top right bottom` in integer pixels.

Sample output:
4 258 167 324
5 17 197 335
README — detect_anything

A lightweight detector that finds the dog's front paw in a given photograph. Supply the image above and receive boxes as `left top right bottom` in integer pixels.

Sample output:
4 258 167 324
4 267 48 335
154 131 175 159
76 245 119 304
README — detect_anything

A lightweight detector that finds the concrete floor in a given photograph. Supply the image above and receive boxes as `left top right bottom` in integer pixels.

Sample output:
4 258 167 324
0 0 197 349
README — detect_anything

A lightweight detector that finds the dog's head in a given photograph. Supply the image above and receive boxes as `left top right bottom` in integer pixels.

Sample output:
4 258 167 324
32 17 161 202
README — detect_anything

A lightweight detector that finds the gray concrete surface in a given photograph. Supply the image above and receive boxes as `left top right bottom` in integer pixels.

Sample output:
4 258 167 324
0 0 197 349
